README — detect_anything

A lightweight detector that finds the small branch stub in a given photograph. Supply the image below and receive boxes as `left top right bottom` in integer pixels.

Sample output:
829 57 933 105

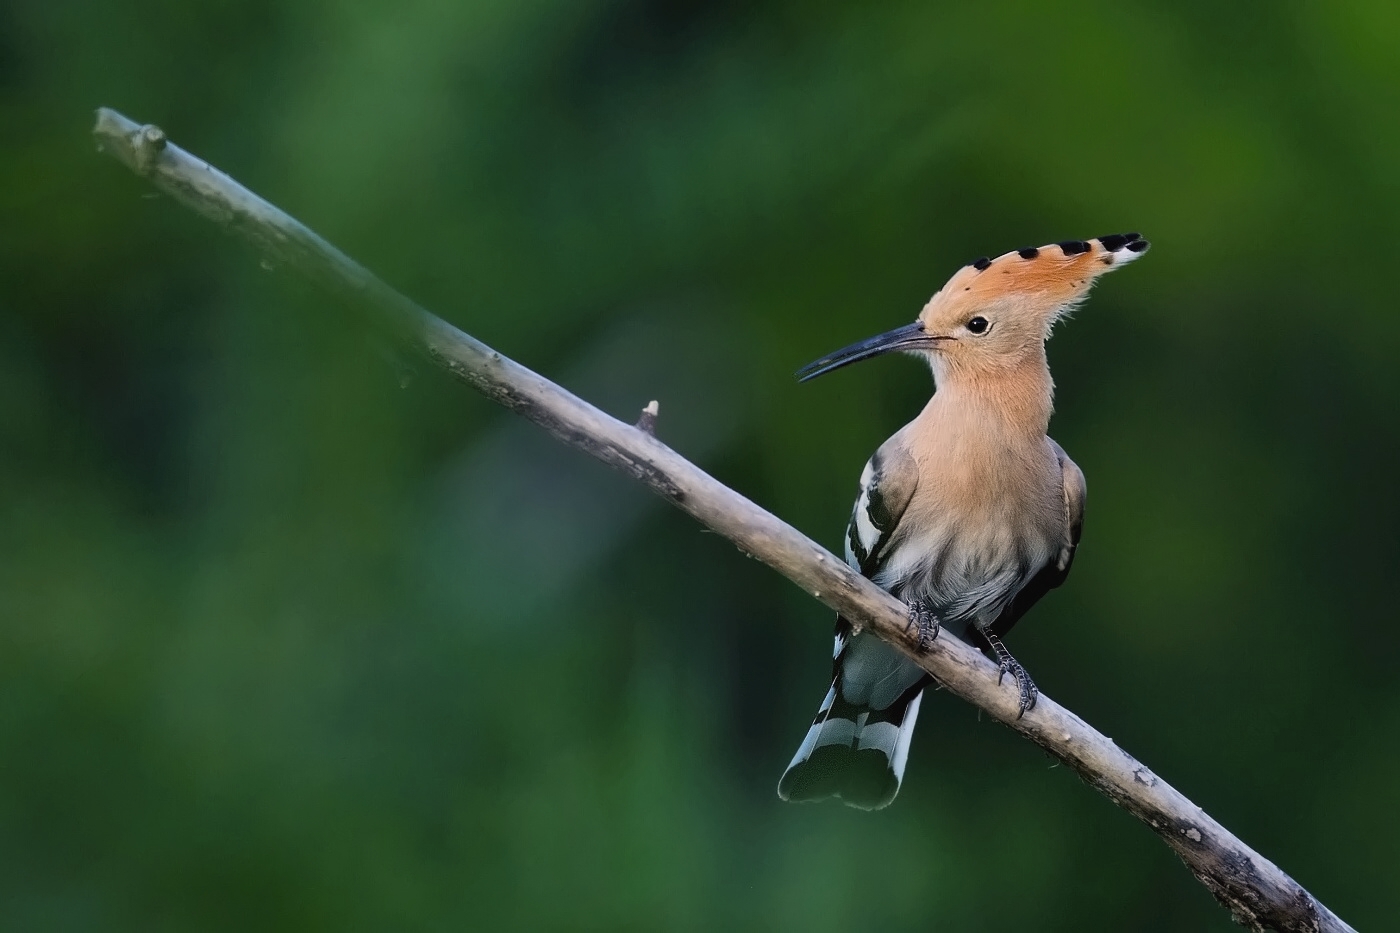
133 123 167 175
635 399 659 436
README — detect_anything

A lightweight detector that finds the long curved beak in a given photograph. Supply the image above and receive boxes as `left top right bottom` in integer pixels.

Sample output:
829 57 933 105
796 322 937 382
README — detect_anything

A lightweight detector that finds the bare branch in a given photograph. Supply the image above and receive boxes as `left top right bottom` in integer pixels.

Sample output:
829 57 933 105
92 107 1353 933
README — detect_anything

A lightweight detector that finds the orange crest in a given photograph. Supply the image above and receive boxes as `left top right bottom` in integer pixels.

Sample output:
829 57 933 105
920 234 1148 338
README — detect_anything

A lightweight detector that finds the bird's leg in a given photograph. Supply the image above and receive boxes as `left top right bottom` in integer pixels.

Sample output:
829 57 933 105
979 629 1038 719
905 599 940 652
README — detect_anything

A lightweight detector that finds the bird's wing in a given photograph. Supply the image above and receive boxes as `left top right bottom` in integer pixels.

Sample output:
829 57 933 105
987 439 1086 638
836 436 919 669
1056 441 1087 566
844 439 919 579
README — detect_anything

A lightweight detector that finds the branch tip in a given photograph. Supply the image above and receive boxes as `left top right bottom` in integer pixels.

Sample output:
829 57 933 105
92 108 169 177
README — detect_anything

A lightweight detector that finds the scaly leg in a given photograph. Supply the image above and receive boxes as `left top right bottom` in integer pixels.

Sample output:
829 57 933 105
979 628 1038 718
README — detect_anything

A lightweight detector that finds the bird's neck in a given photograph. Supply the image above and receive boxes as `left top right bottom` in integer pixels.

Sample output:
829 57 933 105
927 350 1055 438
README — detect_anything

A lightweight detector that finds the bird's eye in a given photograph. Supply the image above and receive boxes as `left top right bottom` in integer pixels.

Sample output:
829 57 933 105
966 316 990 335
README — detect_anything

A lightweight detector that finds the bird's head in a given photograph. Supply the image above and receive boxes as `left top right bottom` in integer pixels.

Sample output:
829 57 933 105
797 234 1148 383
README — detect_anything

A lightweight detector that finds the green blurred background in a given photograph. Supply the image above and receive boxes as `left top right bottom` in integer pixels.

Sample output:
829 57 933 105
3 1 1397 930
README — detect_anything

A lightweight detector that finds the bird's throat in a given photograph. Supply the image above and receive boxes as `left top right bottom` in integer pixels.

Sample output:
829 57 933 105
929 355 1055 439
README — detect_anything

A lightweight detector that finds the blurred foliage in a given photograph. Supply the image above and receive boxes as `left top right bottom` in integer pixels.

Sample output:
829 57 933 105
3 1 1399 929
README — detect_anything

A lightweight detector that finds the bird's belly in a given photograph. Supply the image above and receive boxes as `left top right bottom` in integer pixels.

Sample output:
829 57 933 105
875 515 1056 624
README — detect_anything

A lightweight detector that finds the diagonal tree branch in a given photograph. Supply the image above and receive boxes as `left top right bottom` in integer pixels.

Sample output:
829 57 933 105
92 107 1352 933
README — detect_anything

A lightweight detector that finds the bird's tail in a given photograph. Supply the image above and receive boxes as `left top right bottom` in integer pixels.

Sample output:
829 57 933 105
778 622 929 810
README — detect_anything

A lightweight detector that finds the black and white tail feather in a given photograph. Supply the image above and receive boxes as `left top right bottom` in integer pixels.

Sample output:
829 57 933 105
777 619 928 809
778 448 928 810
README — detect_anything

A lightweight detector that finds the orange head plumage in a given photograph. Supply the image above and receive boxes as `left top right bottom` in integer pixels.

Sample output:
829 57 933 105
797 234 1148 382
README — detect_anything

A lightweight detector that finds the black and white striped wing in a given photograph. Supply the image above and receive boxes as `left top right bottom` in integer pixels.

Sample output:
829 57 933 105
843 444 919 579
833 441 920 665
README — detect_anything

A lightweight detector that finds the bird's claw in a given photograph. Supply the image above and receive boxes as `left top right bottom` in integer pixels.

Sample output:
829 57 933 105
984 631 1038 719
997 657 1039 719
905 601 941 652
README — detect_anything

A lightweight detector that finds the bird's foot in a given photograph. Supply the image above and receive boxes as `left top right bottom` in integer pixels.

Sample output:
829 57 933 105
905 600 941 652
983 631 1038 718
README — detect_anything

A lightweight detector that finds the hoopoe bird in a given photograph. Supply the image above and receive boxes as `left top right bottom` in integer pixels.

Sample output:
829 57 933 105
778 233 1149 810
